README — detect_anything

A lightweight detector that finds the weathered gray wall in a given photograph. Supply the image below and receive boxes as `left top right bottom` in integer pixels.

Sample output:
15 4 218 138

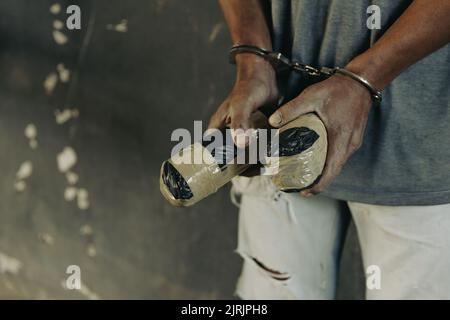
0 0 364 299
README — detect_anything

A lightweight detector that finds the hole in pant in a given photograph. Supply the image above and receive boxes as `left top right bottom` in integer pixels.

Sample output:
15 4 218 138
251 257 291 281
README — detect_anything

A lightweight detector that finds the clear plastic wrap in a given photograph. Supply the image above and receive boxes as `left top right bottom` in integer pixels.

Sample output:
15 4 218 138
160 111 267 207
266 113 327 192
160 112 327 206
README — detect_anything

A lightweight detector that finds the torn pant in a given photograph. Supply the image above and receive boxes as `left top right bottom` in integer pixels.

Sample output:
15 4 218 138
231 176 450 299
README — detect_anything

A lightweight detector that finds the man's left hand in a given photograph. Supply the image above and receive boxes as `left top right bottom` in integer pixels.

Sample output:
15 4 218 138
268 74 373 197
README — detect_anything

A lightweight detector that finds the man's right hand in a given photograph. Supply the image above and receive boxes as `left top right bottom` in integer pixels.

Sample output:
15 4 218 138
208 53 278 148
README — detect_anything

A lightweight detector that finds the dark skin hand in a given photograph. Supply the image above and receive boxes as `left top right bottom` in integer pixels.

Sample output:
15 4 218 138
208 53 278 135
207 53 278 177
211 0 450 196
268 74 372 196
208 0 277 145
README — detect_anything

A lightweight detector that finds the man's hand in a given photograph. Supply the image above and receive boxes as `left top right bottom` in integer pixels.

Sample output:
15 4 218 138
266 0 450 197
268 74 373 196
208 54 278 147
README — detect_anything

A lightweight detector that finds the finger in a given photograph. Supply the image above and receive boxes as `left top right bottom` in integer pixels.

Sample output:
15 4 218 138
207 103 228 129
268 97 315 128
228 99 254 148
229 100 253 131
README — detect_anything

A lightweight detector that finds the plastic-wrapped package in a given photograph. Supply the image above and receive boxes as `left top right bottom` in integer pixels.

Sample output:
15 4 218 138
266 113 327 192
160 112 327 206
160 111 268 207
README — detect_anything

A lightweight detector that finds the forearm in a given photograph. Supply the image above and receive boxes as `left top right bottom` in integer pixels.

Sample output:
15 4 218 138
219 0 271 49
219 0 274 80
347 0 450 90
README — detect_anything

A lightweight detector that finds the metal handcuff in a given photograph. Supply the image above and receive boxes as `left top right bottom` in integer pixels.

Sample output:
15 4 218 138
229 44 382 104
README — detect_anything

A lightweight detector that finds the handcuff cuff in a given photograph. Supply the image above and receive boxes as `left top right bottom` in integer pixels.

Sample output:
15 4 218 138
229 44 382 104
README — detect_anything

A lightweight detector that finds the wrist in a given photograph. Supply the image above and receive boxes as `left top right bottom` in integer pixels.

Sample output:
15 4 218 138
345 52 392 90
235 53 276 83
332 72 373 104
333 67 382 103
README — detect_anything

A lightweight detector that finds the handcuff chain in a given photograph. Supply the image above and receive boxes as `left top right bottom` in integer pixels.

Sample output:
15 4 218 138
229 44 382 103
230 45 329 77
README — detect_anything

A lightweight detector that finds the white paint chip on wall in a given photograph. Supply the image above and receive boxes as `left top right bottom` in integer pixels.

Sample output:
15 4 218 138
208 22 223 43
29 140 38 149
53 19 64 30
80 224 93 236
44 72 58 95
16 161 33 180
25 124 38 149
77 188 90 210
53 30 68 45
50 3 61 15
14 161 33 192
14 180 26 192
56 63 71 82
44 64 72 96
86 244 97 258
107 19 128 32
79 282 100 300
38 233 55 245
66 171 79 185
57 147 77 173
64 187 78 201
55 109 79 124
24 124 37 140
0 252 23 275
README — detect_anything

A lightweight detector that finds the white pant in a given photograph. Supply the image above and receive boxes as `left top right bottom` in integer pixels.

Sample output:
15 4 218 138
231 176 450 300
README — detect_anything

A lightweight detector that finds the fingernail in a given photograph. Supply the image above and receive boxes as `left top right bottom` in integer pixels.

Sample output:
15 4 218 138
231 129 249 148
269 112 282 126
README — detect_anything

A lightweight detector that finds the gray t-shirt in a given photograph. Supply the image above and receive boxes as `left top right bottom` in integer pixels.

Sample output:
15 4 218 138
265 0 450 205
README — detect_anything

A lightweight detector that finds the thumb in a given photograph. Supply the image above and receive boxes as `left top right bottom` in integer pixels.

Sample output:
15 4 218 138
268 97 315 128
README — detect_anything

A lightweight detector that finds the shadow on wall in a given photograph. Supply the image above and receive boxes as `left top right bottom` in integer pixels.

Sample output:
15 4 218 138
0 0 364 299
